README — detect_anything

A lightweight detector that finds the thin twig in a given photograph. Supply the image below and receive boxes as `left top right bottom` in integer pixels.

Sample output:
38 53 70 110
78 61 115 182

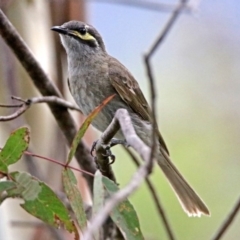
0 96 81 121
0 105 29 121
0 103 23 108
144 0 190 182
23 150 94 177
11 96 27 103
125 148 175 240
145 0 188 57
144 0 188 166
0 147 94 177
143 0 188 238
89 0 194 13
83 109 153 240
20 96 80 111
212 197 240 240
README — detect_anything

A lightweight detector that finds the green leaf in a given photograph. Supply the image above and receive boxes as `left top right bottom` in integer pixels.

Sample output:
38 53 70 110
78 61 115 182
10 172 79 239
92 170 105 240
102 177 144 240
0 181 17 193
93 170 104 215
8 172 41 200
66 94 115 165
62 168 87 230
0 181 17 203
0 127 30 173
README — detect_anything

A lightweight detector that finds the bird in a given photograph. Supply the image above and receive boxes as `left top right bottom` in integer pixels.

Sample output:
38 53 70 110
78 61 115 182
51 20 210 217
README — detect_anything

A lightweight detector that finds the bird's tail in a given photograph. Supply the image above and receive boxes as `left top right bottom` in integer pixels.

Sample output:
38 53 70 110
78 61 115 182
157 148 210 217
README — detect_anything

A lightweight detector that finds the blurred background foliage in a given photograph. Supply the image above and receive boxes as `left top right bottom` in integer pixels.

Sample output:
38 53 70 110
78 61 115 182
0 0 239 239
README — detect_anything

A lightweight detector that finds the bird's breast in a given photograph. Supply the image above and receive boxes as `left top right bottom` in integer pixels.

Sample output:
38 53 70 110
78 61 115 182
68 65 119 132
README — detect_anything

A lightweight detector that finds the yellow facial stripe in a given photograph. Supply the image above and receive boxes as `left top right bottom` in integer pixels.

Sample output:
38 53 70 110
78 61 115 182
71 30 96 41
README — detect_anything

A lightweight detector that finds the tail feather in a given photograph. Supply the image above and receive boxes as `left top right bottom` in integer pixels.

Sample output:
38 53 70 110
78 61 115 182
158 148 210 217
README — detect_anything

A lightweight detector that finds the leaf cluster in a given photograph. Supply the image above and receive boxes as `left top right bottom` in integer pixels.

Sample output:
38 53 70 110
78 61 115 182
0 99 144 240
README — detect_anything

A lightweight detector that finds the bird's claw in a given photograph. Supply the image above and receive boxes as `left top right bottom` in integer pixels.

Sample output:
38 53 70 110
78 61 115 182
90 140 98 156
102 146 115 165
91 138 129 165
91 138 129 157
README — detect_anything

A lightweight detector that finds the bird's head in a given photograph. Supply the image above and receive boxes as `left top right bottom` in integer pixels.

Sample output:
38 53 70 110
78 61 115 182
51 21 106 55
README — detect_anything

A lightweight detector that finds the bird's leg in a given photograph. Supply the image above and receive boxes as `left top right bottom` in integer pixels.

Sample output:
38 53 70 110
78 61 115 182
90 138 129 164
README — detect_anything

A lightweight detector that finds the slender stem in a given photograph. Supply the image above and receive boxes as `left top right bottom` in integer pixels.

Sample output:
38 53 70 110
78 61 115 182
212 197 240 240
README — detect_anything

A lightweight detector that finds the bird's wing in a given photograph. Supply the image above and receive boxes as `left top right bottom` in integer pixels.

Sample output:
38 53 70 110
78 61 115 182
108 56 169 154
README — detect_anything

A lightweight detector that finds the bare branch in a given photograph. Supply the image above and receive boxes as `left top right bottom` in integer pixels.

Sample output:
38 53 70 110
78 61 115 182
144 0 188 166
141 0 188 238
96 109 150 163
22 149 94 177
126 148 175 240
0 104 29 121
212 197 240 240
23 96 81 111
88 0 194 13
0 103 23 108
83 109 153 240
145 0 188 58
0 96 81 122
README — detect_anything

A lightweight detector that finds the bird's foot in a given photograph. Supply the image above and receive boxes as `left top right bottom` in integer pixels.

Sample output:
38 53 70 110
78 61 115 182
101 146 116 164
90 138 129 165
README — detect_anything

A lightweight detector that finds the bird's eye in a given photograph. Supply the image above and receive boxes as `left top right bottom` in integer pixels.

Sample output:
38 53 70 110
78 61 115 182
79 27 87 35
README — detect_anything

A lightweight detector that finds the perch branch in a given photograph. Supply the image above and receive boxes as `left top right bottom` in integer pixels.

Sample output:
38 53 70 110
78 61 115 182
83 109 154 240
126 148 175 240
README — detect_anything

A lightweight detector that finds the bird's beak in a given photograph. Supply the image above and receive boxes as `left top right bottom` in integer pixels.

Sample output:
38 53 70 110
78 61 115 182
51 26 68 35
